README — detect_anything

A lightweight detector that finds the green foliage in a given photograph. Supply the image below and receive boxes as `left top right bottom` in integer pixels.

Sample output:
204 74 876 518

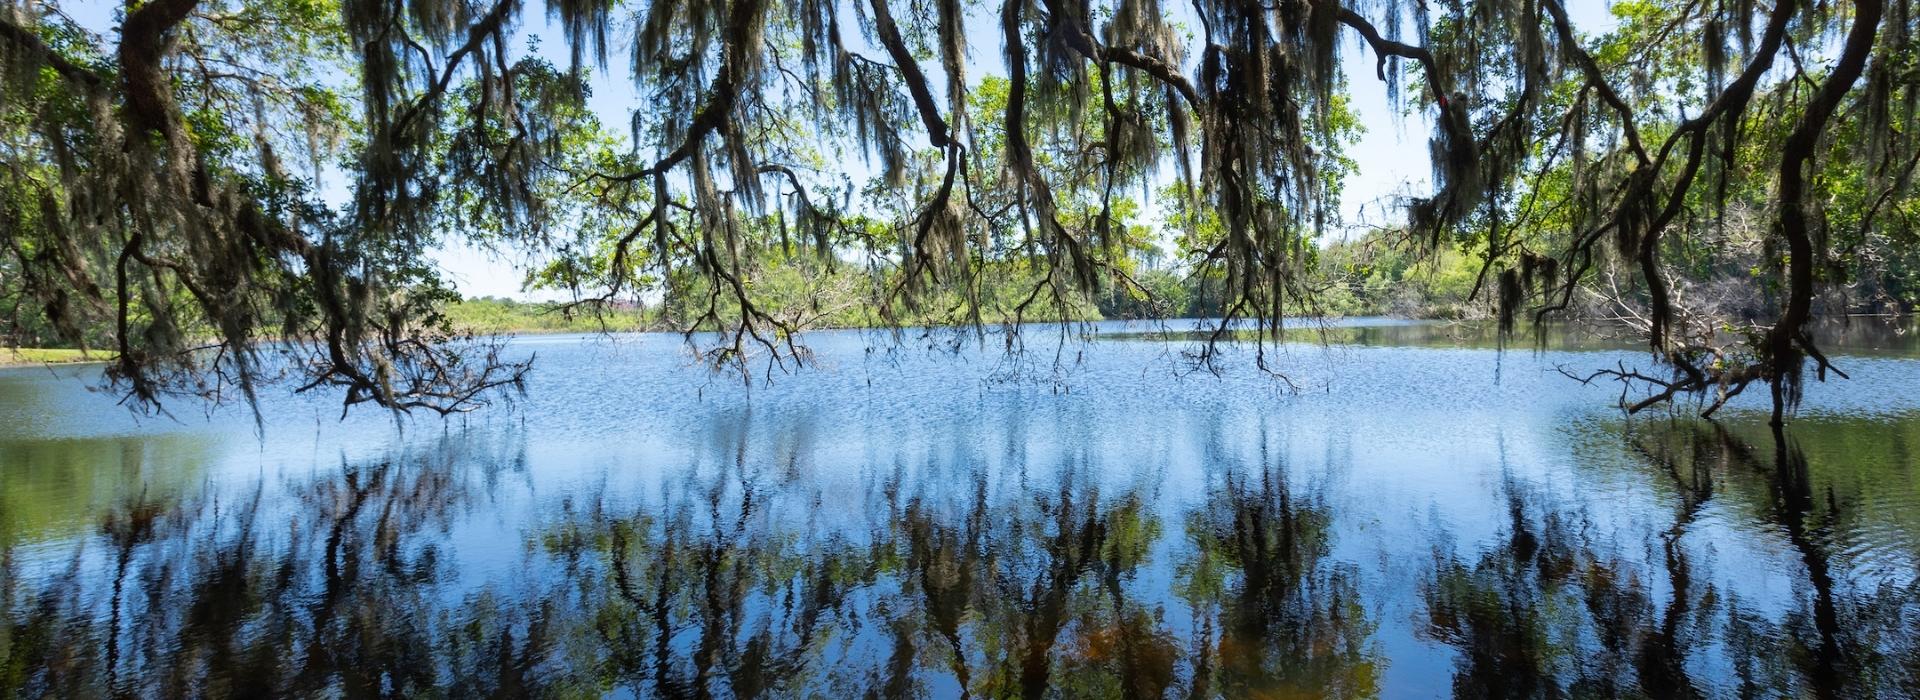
1318 234 1488 318
1 0 1915 420
441 297 645 334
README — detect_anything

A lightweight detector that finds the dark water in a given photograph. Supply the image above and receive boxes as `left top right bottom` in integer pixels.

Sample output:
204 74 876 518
3 319 1918 698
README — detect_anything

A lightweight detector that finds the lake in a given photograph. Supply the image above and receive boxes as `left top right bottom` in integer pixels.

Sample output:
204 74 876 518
2 318 1917 697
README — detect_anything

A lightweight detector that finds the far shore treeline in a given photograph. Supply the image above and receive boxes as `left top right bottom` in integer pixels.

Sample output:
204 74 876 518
440 230 1920 337
15 223 1909 343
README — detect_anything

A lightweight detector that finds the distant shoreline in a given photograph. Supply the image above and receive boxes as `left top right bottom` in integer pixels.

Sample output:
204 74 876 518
0 348 113 369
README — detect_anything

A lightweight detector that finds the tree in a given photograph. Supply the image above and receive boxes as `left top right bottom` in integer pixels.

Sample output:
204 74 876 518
1 0 536 415
1 0 1914 422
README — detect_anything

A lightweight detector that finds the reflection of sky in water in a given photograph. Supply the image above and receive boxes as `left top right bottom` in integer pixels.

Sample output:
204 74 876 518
3 320 1919 696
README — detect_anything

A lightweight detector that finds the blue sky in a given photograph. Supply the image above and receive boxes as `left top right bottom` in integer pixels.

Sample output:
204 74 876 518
63 0 1619 299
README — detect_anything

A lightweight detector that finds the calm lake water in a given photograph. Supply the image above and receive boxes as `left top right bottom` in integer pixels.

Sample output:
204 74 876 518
3 318 1918 698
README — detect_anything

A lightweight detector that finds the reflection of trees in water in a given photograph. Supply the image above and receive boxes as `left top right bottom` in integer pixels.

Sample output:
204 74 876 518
0 433 215 546
1178 448 1377 698
1 433 545 697
1421 473 1646 698
8 419 1918 697
0 424 1383 697
1421 422 1920 699
545 457 879 698
532 429 1378 698
557 455 1179 698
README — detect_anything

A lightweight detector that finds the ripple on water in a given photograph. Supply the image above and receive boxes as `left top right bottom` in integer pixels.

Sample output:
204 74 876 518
3 322 1920 697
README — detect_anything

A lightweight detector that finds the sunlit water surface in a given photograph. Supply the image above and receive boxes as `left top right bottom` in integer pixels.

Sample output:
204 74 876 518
3 319 1918 697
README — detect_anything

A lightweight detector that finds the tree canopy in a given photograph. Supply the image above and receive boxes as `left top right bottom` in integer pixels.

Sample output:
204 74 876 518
1 0 1915 422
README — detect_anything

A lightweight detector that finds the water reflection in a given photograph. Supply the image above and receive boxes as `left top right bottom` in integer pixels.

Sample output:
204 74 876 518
1421 422 1920 698
1 422 1401 697
1180 443 1376 698
4 343 1920 696
0 434 211 546
531 430 1378 698
1 434 535 697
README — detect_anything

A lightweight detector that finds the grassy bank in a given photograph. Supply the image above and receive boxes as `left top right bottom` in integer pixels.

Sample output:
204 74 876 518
1 347 112 368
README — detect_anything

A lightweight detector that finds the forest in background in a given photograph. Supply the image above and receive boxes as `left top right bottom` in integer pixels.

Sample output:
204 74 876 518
15 221 1920 342
437 219 1920 336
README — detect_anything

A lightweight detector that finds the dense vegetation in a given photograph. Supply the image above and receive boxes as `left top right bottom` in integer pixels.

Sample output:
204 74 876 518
1 0 1915 422
442 242 1492 334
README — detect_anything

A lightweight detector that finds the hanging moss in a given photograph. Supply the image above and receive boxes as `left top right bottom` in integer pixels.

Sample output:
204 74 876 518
0 0 1914 422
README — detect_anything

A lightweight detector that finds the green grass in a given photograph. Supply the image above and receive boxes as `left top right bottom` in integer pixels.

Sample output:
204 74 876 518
1 347 113 367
